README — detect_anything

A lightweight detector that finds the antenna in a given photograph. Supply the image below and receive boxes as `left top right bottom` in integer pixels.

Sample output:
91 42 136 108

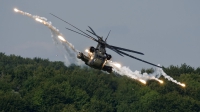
105 30 111 42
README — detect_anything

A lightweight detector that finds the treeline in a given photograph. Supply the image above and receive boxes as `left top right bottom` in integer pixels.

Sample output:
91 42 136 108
0 52 200 112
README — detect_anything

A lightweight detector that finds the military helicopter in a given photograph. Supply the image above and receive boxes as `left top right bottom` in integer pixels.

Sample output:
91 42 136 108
50 14 162 73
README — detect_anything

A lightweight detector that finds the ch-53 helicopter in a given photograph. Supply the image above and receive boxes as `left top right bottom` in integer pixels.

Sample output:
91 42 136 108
50 13 162 73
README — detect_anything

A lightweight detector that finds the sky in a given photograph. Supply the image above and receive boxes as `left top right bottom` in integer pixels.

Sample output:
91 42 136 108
0 0 200 70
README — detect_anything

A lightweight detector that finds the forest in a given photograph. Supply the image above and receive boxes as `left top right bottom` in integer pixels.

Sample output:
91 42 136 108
0 52 200 112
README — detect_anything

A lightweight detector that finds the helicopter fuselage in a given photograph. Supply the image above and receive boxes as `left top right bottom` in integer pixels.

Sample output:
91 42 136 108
77 42 112 73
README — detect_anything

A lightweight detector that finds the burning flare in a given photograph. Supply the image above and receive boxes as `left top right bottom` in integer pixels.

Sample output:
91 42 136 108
139 79 146 84
158 80 164 84
58 35 66 42
14 8 19 12
85 49 89 53
181 83 186 87
35 18 43 23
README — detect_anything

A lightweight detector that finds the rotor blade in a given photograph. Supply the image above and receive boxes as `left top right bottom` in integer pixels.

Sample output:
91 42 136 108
50 13 96 41
105 30 111 42
109 45 144 55
65 27 98 42
87 26 102 39
105 45 124 56
86 30 95 36
107 47 124 57
117 50 162 68
86 30 101 39
88 26 97 35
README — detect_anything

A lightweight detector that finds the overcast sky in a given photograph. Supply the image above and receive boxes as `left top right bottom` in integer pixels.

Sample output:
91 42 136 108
1 0 200 70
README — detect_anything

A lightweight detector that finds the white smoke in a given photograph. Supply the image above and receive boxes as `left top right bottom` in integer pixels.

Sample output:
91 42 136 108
14 8 185 87
154 68 185 87
49 28 83 66
14 8 83 66
108 61 185 86
107 61 162 84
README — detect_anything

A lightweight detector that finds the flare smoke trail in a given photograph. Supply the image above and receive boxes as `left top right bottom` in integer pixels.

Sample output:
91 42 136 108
107 61 163 84
14 8 185 87
14 8 83 66
108 61 185 87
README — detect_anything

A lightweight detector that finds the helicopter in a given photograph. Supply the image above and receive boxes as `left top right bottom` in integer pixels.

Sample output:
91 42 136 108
50 13 162 73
